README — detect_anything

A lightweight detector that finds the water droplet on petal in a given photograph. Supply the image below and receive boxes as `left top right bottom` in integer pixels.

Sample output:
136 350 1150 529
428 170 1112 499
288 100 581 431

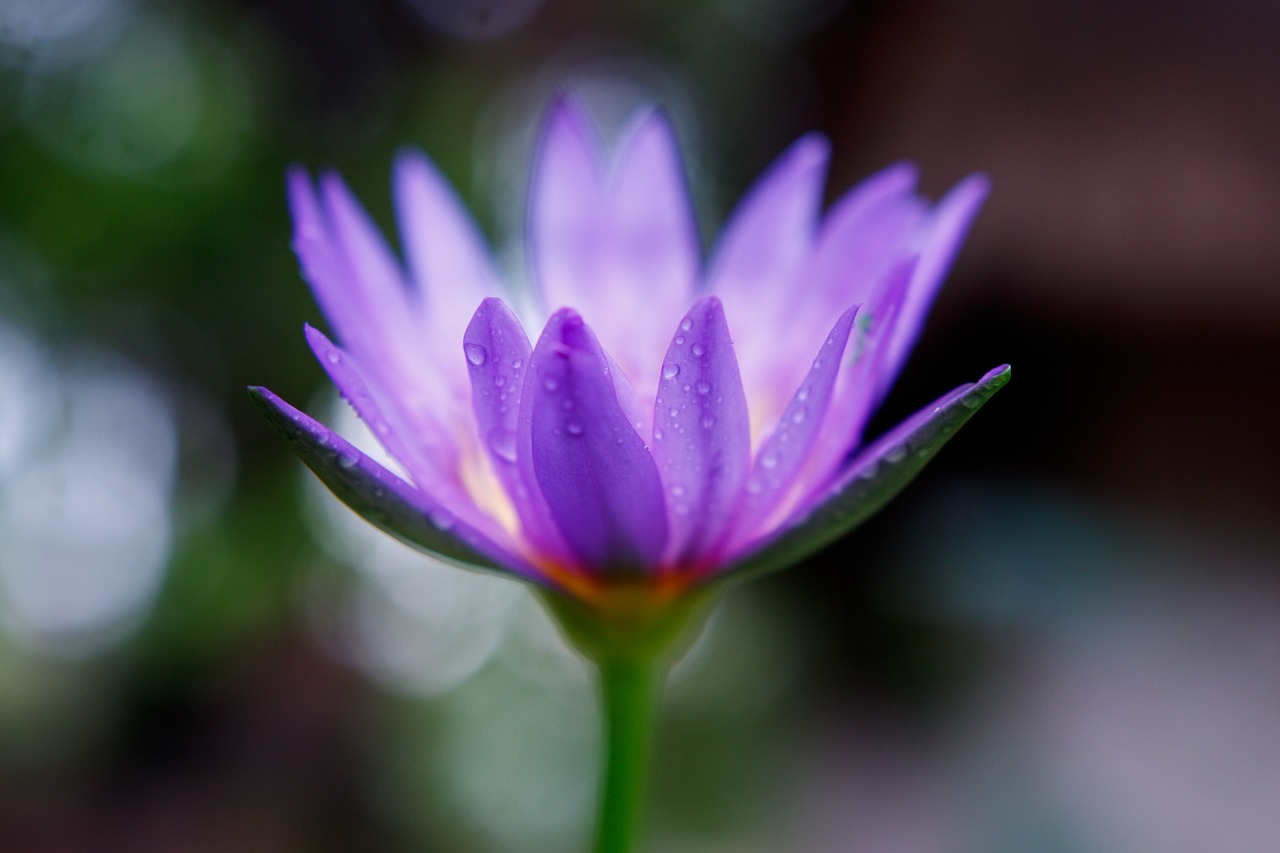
494 375 506 387
961 395 981 409
695 381 710 395
797 386 810 402
669 407 679 418
512 358 523 369
663 363 680 380
337 449 360 468
674 335 686 346
488 428 517 462
562 398 574 411
761 452 778 469
565 420 584 435
326 350 341 364
654 428 665 440
464 343 488 366
691 343 704 357
885 446 908 463
791 408 807 424
670 485 686 497
543 377 559 392
429 508 455 530
701 415 716 429
680 318 693 332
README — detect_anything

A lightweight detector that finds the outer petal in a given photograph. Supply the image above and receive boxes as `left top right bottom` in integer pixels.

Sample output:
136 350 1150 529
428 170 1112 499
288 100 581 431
726 305 859 549
717 364 1011 585
305 325 475 520
800 257 916 495
394 149 501 339
705 133 830 302
248 386 545 585
528 96 605 316
462 298 568 562
525 309 668 573
603 109 700 383
651 297 751 567
876 174 990 403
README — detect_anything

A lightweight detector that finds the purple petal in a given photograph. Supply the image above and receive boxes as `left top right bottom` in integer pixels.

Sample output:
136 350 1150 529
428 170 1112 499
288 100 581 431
706 133 830 302
463 298 569 561
717 364 1011 584
727 305 860 550
651 297 751 566
316 171 420 356
248 386 544 585
305 324 463 504
524 309 668 573
394 149 500 337
876 174 990 401
603 109 700 374
528 96 605 315
801 257 916 497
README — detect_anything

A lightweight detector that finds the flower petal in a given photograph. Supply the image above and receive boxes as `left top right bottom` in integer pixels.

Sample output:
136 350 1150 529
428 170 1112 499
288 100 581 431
706 133 830 302
394 149 501 340
876 174 990 402
525 309 668 573
602 108 700 383
726 304 860 549
248 386 544 584
800 257 916 494
528 95 605 316
463 297 568 560
651 297 751 567
718 364 1011 585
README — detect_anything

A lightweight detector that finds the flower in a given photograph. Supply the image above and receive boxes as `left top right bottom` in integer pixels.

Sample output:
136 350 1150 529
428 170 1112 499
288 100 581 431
251 98 1008 615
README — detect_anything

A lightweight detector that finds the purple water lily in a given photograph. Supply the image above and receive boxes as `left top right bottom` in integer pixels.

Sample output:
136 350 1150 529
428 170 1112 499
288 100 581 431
251 98 1008 607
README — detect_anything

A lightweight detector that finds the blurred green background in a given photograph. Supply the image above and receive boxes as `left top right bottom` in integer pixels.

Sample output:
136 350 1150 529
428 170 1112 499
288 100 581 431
1 0 1278 850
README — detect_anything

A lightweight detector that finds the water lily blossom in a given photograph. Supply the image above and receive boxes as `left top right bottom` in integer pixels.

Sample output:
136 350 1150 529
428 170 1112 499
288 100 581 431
251 97 1008 853
252 98 1006 608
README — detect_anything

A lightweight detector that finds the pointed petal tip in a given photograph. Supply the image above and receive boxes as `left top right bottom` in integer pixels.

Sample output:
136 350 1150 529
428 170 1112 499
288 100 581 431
984 363 1012 386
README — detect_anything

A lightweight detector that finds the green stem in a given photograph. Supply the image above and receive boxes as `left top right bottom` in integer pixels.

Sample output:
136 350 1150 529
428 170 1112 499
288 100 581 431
594 656 662 853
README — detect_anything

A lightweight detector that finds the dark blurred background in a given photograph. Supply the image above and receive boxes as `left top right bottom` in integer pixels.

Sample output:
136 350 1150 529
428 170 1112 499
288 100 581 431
0 0 1277 850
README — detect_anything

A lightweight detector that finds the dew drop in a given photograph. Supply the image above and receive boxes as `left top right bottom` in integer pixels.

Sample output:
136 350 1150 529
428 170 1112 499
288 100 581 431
326 350 341 364
561 398 574 411
654 428 665 440
494 375 506 387
812 357 823 369
543 377 559 392
695 381 710 394
670 485 686 497
858 462 879 480
375 421 390 436
488 428 517 462
797 386 810 402
885 446 908 464
464 343 488 366
429 508 455 530
691 343 704 357
680 318 693 332
961 395 981 409
669 407 679 418
791 408 807 424
565 420 584 436
701 415 716 429
674 335 686 346
512 358 523 369
336 449 360 468
663 363 680 380
760 452 778 469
